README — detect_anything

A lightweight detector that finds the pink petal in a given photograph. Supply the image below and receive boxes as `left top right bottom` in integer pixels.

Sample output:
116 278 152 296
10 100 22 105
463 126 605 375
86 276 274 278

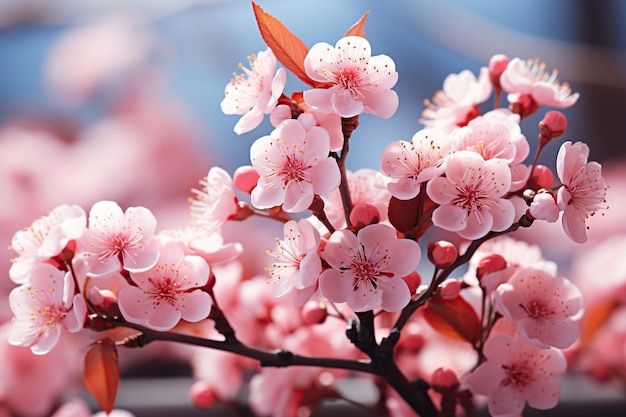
562 206 587 243
387 178 421 200
490 198 516 232
322 230 357 269
361 89 399 119
347 284 382 312
518 317 579 349
176 255 210 289
461 208 493 240
525 378 561 410
31 327 62 355
309 158 341 196
319 269 352 303
332 88 364 118
146 302 182 331
379 279 410 311
180 290 212 323
358 223 397 247
488 385 526 417
303 88 334 114
304 41 337 83
426 177 458 205
117 286 151 324
303 126 331 160
432 204 468 232
385 238 421 277
283 180 314 212
299 253 322 288
234 107 264 135
251 181 286 209
464 361 506 396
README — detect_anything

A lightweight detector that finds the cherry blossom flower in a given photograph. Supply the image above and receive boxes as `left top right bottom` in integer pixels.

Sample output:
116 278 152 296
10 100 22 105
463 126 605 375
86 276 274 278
556 141 608 243
420 68 492 132
79 201 159 277
426 151 515 240
380 128 451 200
221 48 287 134
319 223 419 312
190 167 239 237
266 219 322 300
464 334 567 417
303 36 399 119
495 267 583 349
500 57 579 117
250 115 340 212
117 240 212 331
9 204 86 284
7 263 86 355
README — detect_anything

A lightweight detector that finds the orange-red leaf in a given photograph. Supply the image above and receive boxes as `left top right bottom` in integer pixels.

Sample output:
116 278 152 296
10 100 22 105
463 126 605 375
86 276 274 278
580 300 618 347
252 2 318 88
344 11 370 38
423 297 481 345
84 338 120 414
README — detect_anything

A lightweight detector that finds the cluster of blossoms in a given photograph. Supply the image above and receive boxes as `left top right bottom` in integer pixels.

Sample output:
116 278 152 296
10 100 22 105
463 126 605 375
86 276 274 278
4 4 609 417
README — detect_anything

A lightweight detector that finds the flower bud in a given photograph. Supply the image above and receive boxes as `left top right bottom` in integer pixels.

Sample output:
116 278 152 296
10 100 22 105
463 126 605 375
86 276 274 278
189 380 217 409
476 254 507 281
538 111 567 146
488 53 509 89
437 279 461 300
301 300 328 325
396 322 424 351
529 192 559 223
349 203 380 228
233 165 260 194
402 271 422 295
527 164 554 191
427 240 458 269
431 367 459 392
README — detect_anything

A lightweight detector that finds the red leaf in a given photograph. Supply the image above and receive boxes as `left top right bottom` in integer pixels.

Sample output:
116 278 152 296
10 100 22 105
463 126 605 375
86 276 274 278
84 338 120 414
344 11 370 37
423 297 481 345
580 300 618 347
252 2 319 88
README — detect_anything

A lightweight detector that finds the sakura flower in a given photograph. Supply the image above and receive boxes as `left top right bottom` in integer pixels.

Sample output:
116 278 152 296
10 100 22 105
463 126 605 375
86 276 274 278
266 219 322 300
319 223 419 312
190 166 239 236
8 263 87 355
464 334 567 417
495 267 583 349
380 128 451 200
221 48 287 134
118 240 211 331
426 151 515 240
79 201 159 277
9 204 86 284
303 36 399 119
500 57 579 118
250 116 340 212
420 68 492 132
556 141 608 243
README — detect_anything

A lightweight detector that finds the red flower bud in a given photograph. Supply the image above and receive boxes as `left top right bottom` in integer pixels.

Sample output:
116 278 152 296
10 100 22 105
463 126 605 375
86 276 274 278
538 111 567 146
402 271 422 295
349 202 380 228
488 53 509 89
189 380 217 409
301 300 328 325
438 279 461 300
476 254 507 281
233 165 260 194
428 240 458 269
431 367 459 392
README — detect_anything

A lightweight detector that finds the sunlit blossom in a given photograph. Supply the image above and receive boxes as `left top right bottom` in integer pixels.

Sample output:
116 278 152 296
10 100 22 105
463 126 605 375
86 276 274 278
190 167 239 237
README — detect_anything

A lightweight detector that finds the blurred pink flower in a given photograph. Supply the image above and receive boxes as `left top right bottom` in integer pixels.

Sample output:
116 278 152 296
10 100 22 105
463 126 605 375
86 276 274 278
118 241 211 331
190 166 238 237
556 141 608 243
271 103 344 152
266 219 321 300
8 264 86 355
319 223 419 312
426 151 515 240
79 200 159 277
495 267 583 349
304 36 399 119
380 128 451 200
9 204 86 284
221 48 287 134
464 334 567 417
250 116 340 212
420 68 492 132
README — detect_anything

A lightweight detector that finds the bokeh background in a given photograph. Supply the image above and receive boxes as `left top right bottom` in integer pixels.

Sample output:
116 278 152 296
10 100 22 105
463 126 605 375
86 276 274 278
0 0 625 416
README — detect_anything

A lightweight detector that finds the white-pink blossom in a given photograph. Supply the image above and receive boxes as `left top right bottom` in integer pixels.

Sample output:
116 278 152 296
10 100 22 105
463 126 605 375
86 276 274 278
9 204 86 284
7 263 86 355
79 200 159 277
464 334 567 417
303 36 399 119
250 116 340 213
319 223 419 312
426 151 515 240
556 141 608 243
271 103 344 152
190 166 239 237
420 68 492 133
266 219 322 301
380 128 451 200
221 48 287 135
118 240 212 331
495 267 583 349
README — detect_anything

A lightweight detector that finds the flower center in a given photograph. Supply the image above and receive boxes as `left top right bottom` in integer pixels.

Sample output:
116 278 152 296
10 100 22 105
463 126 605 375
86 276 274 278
502 363 533 388
148 277 181 307
338 68 361 94
521 299 552 320
280 155 310 183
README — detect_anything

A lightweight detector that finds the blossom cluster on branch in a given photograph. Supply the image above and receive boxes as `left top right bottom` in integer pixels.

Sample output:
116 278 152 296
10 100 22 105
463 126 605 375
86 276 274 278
4 3 610 417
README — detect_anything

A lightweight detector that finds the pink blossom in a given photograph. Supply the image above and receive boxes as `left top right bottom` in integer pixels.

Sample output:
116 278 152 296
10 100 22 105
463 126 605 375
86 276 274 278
221 48 287 134
495 267 583 349
420 68 492 132
556 141 608 243
380 128 451 200
250 116 340 212
79 200 159 277
190 166 239 236
303 36 399 119
464 334 567 417
426 151 515 240
266 219 322 300
9 204 86 284
319 223 419 312
500 57 579 113
118 240 212 331
7 263 86 355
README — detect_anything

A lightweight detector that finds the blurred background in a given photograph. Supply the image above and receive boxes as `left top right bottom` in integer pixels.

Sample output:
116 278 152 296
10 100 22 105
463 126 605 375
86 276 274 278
0 0 625 416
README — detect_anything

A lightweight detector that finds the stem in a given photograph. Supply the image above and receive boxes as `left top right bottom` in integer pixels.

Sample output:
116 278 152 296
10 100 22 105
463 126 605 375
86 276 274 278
332 115 359 227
